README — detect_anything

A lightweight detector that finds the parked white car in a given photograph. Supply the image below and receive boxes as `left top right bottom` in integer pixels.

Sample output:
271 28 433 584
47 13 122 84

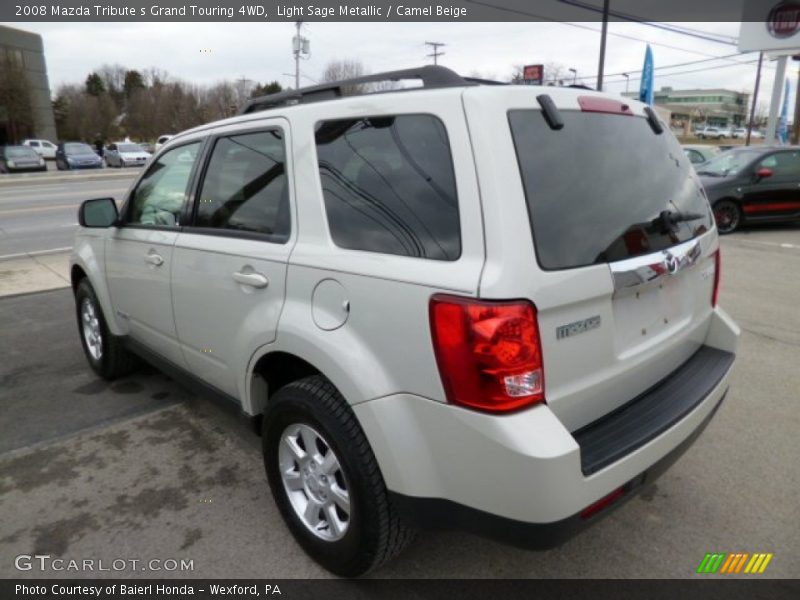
104 142 151 168
22 139 57 159
698 126 728 140
70 66 739 577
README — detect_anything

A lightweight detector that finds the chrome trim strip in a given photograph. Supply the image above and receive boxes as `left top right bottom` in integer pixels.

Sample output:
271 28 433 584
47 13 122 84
609 238 703 291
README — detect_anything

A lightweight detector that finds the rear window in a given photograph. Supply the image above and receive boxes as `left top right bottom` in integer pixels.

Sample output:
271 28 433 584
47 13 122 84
509 110 713 270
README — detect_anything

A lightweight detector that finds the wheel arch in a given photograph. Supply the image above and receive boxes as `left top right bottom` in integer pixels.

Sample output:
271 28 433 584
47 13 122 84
244 329 392 418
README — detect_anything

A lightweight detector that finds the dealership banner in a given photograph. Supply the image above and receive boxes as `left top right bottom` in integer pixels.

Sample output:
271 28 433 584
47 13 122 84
2 0 750 22
3 579 800 600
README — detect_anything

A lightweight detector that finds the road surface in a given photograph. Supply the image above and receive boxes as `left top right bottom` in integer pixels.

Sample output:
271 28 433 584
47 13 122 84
0 176 134 258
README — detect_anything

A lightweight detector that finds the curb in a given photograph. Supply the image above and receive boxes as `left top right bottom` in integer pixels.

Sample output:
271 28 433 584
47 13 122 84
0 170 138 188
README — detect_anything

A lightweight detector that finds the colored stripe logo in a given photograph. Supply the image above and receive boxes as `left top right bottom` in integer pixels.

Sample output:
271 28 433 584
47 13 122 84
696 553 773 574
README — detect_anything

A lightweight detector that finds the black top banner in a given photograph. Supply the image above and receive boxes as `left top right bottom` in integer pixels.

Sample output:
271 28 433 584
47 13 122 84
1 0 751 22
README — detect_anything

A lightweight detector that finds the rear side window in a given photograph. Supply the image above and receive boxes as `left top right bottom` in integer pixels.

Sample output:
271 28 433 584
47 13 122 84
509 110 713 270
315 115 460 260
195 130 290 242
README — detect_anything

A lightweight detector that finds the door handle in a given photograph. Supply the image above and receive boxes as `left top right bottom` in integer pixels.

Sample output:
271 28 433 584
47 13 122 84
233 271 269 289
144 253 164 267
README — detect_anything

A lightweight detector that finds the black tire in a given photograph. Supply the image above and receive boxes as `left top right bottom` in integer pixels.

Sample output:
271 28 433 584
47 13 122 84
262 375 415 577
75 279 139 380
713 199 742 234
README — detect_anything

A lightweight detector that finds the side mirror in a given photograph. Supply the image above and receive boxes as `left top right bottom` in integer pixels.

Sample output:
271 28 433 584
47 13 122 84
755 167 773 180
79 197 118 228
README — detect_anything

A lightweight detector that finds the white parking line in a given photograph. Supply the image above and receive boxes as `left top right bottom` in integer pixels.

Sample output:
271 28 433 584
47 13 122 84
727 238 800 251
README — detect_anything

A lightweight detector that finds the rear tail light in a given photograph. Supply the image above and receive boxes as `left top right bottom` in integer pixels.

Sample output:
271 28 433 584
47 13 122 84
712 249 721 307
429 295 544 413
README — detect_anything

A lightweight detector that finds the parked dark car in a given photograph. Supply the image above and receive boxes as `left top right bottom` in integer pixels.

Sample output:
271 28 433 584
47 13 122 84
0 145 47 173
698 146 800 233
55 142 105 170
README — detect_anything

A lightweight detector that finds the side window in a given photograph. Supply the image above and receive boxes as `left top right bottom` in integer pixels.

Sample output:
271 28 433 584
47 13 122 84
194 130 290 241
30 141 40 147
760 151 800 177
128 142 200 227
685 149 703 164
315 114 460 261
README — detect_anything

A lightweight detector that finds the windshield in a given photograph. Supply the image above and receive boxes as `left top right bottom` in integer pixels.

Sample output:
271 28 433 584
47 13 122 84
65 143 95 155
509 110 713 270
6 147 38 158
696 149 761 177
118 144 144 153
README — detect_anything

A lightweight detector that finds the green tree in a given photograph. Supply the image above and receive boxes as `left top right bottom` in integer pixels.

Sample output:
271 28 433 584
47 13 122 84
250 81 283 98
123 70 145 98
85 72 105 97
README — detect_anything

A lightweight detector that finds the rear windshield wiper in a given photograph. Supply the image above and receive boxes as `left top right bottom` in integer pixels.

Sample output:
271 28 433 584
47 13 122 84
652 210 704 233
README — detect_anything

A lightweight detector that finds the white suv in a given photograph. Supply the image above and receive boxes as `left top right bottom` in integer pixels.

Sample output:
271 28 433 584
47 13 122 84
70 67 739 576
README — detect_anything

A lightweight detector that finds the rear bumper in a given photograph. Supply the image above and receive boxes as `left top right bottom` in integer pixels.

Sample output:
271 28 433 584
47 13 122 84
354 308 738 541
390 390 725 549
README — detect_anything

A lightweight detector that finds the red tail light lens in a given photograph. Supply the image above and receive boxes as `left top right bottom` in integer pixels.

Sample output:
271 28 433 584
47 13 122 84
429 295 544 413
580 486 626 520
712 249 721 307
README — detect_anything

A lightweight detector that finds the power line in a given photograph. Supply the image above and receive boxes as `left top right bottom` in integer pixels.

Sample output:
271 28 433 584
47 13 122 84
462 0 748 62
555 0 738 45
574 52 770 83
603 58 761 86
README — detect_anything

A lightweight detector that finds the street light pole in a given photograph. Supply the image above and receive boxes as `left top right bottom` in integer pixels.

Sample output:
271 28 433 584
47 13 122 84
569 68 577 85
622 73 630 94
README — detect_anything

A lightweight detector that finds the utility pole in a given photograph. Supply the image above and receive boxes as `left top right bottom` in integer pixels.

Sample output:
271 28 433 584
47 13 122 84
746 52 763 147
425 41 446 65
596 0 610 91
293 21 310 90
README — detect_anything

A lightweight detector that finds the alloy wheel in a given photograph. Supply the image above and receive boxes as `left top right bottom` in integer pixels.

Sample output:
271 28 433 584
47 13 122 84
278 423 351 542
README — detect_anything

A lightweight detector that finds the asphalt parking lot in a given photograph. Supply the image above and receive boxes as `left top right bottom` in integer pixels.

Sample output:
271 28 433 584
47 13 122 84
0 224 798 579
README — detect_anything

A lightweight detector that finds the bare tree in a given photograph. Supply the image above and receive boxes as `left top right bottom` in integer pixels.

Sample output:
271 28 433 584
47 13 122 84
0 54 34 142
321 59 369 95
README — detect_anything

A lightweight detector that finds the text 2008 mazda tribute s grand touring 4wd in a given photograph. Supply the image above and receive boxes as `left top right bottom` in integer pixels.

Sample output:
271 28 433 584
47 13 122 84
70 66 739 577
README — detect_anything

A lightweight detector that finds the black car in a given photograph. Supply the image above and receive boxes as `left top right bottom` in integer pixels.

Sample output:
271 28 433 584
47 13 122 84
0 145 47 173
55 142 104 170
698 146 800 234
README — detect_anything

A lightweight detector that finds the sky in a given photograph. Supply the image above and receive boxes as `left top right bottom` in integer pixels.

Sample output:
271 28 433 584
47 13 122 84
11 21 786 114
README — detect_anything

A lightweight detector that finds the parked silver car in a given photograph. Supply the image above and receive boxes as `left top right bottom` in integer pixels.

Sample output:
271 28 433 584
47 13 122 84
104 142 151 168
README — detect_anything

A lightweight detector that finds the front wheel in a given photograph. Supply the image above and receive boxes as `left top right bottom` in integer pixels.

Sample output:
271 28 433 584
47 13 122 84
75 279 140 379
262 376 414 577
713 199 742 234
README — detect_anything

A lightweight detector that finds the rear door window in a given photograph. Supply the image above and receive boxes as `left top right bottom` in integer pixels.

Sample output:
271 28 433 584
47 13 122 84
194 130 290 242
315 114 460 261
509 110 713 270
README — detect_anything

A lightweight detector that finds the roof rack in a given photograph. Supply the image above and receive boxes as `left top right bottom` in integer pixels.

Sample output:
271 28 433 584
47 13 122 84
240 65 474 114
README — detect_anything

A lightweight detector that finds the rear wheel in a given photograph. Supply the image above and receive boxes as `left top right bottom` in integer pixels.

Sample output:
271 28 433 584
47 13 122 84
262 375 414 577
713 199 742 234
75 279 139 379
